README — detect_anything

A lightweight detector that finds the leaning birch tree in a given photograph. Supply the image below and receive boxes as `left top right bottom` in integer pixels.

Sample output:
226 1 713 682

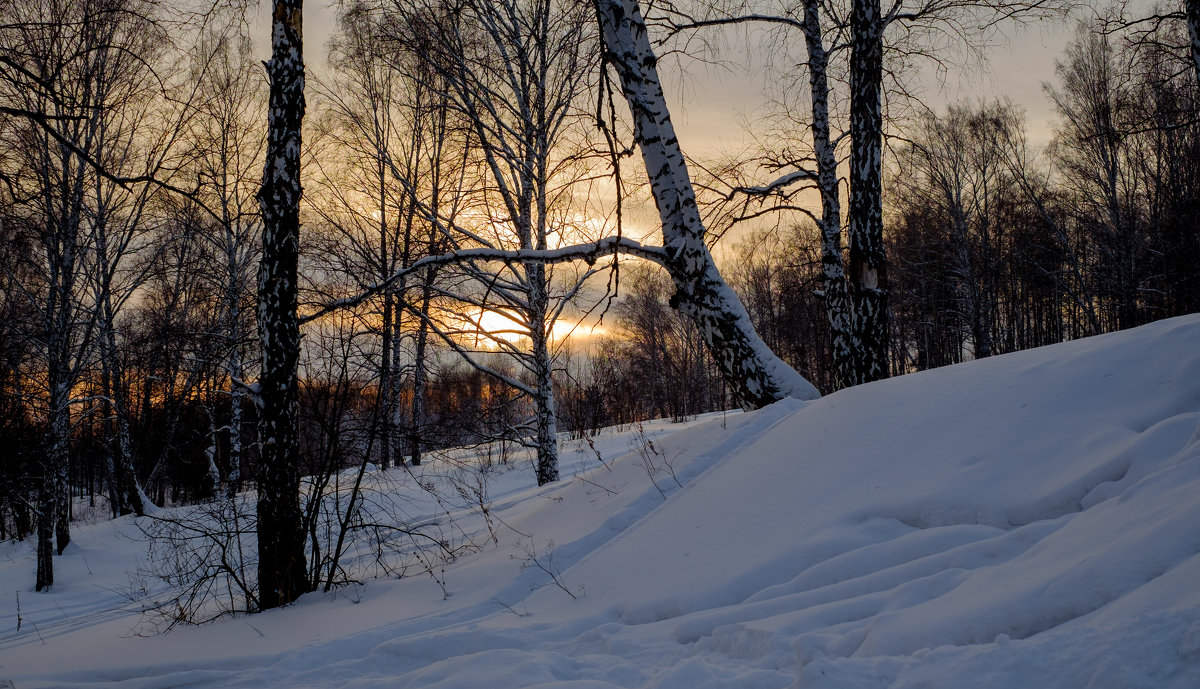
595 0 820 406
309 0 821 411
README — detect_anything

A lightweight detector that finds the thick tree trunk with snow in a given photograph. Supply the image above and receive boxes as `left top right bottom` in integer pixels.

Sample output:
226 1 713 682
595 0 819 408
848 0 889 384
256 0 309 611
802 0 854 390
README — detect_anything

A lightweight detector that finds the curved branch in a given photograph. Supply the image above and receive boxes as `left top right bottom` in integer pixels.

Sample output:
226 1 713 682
300 236 666 325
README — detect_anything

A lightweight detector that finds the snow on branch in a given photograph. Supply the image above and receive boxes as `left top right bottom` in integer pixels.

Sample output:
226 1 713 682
725 168 819 199
299 237 667 325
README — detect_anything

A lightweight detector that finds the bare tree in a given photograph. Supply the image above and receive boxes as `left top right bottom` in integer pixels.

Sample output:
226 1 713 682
311 6 415 472
380 0 601 485
595 0 820 407
893 102 1025 359
1047 25 1148 332
660 0 1067 384
1190 0 1200 84
663 1 855 389
1106 0 1200 88
256 0 309 610
188 31 264 497
0 0 173 589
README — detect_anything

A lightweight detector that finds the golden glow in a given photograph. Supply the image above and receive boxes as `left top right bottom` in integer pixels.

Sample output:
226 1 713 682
465 307 606 348
475 309 526 345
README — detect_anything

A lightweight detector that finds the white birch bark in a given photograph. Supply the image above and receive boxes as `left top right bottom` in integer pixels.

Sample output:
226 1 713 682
848 0 889 384
801 0 854 389
256 0 309 610
595 0 819 407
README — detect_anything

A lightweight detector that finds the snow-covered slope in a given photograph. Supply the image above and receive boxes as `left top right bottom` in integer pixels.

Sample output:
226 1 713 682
3 315 1200 688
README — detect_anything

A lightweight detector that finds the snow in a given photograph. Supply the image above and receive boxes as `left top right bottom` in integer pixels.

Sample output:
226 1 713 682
4 315 1200 688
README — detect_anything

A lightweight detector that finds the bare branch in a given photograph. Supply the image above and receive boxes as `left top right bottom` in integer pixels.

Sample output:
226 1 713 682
300 237 667 325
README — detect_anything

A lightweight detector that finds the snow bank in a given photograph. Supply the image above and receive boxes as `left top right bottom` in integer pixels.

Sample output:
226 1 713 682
3 315 1199 688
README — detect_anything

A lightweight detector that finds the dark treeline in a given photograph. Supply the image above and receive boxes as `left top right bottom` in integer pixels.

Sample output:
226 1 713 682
709 22 1200 391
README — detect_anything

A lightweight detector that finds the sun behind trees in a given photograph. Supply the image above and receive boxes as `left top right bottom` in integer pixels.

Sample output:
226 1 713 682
0 0 1197 617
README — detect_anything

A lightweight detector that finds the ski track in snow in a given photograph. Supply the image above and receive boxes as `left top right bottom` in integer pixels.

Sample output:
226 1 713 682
3 316 1200 688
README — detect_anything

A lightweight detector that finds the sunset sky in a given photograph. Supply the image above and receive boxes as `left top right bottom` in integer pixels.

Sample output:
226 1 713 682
262 2 1075 157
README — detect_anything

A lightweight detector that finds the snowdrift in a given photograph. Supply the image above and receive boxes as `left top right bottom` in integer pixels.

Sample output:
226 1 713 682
3 315 1200 688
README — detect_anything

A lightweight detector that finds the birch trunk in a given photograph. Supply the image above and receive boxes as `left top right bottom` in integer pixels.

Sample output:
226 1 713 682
802 0 854 390
595 0 819 407
256 0 309 611
1188 0 1200 88
94 210 146 515
848 0 889 384
100 319 145 515
226 311 244 498
410 274 434 467
49 375 71 555
528 263 559 485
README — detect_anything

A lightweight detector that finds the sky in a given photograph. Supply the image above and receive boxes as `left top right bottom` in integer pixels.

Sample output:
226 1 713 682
256 1 1076 156
660 19 1075 155
244 0 1082 328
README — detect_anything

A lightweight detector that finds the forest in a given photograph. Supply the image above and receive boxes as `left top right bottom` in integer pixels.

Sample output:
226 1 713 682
0 0 1197 613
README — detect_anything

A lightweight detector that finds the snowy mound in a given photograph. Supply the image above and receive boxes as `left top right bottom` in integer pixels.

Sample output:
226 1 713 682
3 315 1200 688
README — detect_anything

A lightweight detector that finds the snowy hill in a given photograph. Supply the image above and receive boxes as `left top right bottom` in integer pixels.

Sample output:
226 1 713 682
3 315 1200 688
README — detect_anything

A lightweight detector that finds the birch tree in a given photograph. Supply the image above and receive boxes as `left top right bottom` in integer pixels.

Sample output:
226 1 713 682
663 0 1066 385
894 102 1026 359
381 0 599 484
1048 27 1147 332
0 0 168 589
189 33 264 497
312 0 821 412
595 0 820 407
312 8 412 471
256 0 309 610
1190 0 1200 84
313 4 462 471
81 10 184 517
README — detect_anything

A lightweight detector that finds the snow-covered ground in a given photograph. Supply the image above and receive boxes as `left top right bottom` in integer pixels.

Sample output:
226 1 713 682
3 314 1200 688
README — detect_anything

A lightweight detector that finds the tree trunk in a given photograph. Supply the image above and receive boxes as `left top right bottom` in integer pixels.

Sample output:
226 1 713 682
802 0 853 390
378 150 395 470
1188 0 1200 88
849 0 889 384
380 290 394 470
227 330 244 499
47 371 71 557
528 263 559 485
35 457 55 591
595 0 819 408
410 275 434 467
256 0 309 611
224 211 246 499
99 292 146 516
